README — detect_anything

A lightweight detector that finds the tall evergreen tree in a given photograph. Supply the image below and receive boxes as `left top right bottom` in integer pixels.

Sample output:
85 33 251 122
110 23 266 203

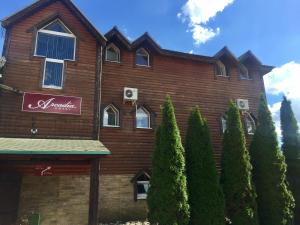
220 101 258 225
147 95 190 225
250 95 294 225
280 96 300 159
185 107 225 225
280 96 300 225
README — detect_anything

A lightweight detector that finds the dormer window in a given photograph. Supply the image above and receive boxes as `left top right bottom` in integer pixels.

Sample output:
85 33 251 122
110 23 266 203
216 61 228 77
35 19 76 89
105 44 120 62
240 68 250 80
135 48 149 67
103 104 119 127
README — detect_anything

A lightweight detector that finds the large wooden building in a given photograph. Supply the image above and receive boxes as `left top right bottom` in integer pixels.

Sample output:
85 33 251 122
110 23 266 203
0 0 273 224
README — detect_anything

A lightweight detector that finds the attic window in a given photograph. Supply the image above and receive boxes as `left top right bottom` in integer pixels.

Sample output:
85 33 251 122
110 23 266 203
131 171 150 201
106 44 120 62
34 19 76 89
216 61 228 77
240 68 250 80
136 48 150 67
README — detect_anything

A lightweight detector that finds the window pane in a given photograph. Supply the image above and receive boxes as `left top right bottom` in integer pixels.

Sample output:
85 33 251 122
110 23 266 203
44 61 63 88
137 182 150 194
106 48 119 62
136 108 150 128
246 117 255 134
44 21 70 33
104 107 118 126
36 33 75 60
221 117 227 133
136 54 148 66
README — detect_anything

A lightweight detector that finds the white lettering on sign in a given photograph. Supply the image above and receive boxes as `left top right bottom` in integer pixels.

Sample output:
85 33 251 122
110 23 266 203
28 98 77 111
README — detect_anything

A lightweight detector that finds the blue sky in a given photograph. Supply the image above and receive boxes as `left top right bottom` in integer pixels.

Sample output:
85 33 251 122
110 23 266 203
1 0 300 137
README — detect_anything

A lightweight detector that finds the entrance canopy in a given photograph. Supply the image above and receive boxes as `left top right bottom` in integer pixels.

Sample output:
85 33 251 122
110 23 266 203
0 138 110 155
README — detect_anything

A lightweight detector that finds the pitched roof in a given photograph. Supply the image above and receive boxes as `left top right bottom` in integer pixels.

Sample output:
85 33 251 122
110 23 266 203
215 46 249 73
105 26 131 49
1 0 106 44
239 50 263 65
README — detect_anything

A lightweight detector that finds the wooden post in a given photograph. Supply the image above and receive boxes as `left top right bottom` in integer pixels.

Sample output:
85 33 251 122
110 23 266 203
88 158 100 225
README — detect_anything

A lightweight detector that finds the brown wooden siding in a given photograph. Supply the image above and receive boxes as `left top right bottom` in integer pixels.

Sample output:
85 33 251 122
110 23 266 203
0 1 98 139
0 1 266 176
100 47 265 174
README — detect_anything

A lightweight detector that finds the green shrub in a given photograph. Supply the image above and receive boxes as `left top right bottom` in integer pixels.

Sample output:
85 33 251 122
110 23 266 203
280 96 300 224
185 107 225 225
250 95 294 225
147 95 190 225
220 101 258 225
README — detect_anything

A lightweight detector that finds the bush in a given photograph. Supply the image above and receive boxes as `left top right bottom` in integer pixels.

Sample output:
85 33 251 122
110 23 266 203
185 107 225 225
220 101 258 225
147 95 190 225
280 96 300 224
250 95 294 225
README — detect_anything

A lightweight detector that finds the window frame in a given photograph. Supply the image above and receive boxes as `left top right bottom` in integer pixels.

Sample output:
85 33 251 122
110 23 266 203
220 115 227 134
34 20 77 61
42 58 65 89
136 180 150 200
135 48 150 67
244 113 256 135
105 43 120 63
216 61 229 77
136 107 151 129
103 104 120 128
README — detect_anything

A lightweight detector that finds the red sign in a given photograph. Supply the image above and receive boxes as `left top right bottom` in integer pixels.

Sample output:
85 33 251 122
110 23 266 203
22 92 82 115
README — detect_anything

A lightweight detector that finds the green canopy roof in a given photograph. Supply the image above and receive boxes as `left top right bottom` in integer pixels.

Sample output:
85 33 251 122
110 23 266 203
0 138 110 155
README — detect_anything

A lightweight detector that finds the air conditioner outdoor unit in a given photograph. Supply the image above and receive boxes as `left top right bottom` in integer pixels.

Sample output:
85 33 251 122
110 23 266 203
124 87 138 101
236 99 249 111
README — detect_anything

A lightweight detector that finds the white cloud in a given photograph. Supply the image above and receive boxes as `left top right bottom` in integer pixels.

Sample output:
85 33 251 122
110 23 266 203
264 61 300 141
189 49 194 54
178 0 234 45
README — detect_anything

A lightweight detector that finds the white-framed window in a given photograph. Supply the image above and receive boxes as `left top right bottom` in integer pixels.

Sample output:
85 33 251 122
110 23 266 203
131 171 151 201
216 61 228 77
221 115 227 134
34 19 76 89
245 113 256 135
103 105 119 127
105 44 120 62
136 107 151 129
135 48 150 67
137 180 150 200
240 68 250 80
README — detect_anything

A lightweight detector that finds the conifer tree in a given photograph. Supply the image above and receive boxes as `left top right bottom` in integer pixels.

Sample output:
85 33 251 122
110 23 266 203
280 96 300 159
220 101 258 225
185 107 225 225
250 95 294 225
280 96 300 225
147 95 190 225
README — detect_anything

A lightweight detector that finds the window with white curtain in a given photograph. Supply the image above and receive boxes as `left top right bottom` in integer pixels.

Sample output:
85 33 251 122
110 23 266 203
137 180 150 200
136 107 150 128
35 19 76 89
245 113 256 135
221 115 227 134
103 105 119 127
